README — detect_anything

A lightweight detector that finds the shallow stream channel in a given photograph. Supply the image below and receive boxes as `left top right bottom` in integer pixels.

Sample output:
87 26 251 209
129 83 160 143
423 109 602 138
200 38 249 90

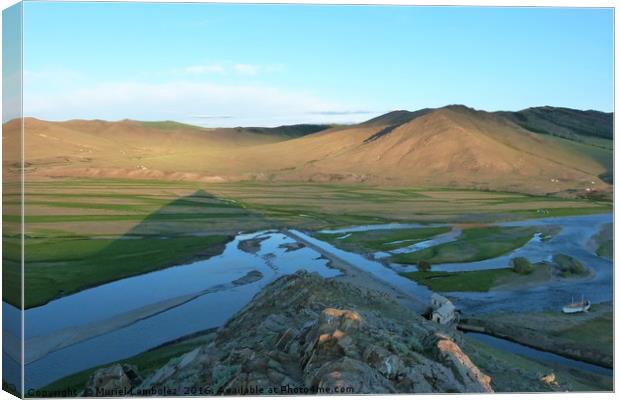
465 332 613 377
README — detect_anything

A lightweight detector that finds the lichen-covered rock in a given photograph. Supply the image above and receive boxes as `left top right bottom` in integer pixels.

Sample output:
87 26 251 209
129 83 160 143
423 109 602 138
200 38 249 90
81 364 142 397
88 271 494 395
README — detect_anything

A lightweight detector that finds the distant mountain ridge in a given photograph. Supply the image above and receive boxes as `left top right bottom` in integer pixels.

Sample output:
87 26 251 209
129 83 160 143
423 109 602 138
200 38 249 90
498 106 613 141
4 105 613 197
242 124 334 139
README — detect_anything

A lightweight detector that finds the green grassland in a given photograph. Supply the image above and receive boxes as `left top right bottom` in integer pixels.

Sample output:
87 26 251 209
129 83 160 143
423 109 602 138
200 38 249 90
519 303 613 363
390 226 546 265
2 178 611 308
24 234 231 308
596 241 613 258
463 335 612 392
2 181 22 307
205 182 611 227
401 261 553 292
314 226 451 253
462 302 613 370
591 223 613 259
554 312 613 357
2 236 21 308
4 180 272 308
401 268 517 292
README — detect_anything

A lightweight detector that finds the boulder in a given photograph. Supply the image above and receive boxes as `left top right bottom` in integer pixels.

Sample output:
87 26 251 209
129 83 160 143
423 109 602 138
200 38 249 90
81 364 141 397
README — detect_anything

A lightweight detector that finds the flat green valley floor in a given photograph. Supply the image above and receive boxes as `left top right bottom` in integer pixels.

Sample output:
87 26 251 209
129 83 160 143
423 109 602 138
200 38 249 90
2 178 611 308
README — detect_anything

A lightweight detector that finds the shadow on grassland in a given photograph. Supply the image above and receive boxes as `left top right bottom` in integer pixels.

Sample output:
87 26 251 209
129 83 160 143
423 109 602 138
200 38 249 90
23 189 263 309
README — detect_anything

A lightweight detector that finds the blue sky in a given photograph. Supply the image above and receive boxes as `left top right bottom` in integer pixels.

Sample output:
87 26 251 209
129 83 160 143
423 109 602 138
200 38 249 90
22 2 613 127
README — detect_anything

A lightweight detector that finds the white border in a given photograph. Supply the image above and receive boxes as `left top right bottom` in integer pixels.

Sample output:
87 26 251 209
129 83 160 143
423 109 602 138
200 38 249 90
0 1 616 400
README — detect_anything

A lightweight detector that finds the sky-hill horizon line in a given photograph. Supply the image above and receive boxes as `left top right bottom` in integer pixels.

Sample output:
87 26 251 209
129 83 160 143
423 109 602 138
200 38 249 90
4 102 612 197
9 104 614 129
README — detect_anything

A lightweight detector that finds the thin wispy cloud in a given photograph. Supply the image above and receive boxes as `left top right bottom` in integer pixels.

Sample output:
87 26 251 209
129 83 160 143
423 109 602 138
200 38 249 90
192 115 234 119
180 63 285 77
24 67 87 86
23 65 377 126
183 65 226 74
309 110 375 116
232 64 260 76
23 78 369 127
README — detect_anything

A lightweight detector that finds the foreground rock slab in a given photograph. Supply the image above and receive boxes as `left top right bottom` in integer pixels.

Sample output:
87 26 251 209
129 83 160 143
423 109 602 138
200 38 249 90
83 271 493 395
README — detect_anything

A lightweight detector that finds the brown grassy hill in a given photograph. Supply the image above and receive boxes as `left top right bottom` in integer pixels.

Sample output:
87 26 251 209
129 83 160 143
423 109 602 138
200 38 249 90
361 108 434 127
4 106 613 195
233 106 612 194
6 118 312 182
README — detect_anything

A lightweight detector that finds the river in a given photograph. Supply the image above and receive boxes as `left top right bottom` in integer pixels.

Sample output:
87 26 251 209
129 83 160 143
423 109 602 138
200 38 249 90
18 231 340 390
5 213 612 390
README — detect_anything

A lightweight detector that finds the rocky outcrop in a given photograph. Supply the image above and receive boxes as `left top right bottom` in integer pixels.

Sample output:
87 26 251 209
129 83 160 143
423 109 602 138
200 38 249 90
85 271 493 395
81 364 142 397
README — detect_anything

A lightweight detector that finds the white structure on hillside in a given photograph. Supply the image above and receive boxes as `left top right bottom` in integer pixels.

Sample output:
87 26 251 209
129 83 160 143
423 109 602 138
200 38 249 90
431 293 456 325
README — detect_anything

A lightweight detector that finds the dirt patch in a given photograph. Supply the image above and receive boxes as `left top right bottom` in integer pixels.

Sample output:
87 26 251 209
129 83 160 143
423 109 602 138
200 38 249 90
492 262 554 291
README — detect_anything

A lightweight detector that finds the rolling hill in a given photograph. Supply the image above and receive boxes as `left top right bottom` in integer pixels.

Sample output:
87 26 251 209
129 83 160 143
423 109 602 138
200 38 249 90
3 105 613 196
